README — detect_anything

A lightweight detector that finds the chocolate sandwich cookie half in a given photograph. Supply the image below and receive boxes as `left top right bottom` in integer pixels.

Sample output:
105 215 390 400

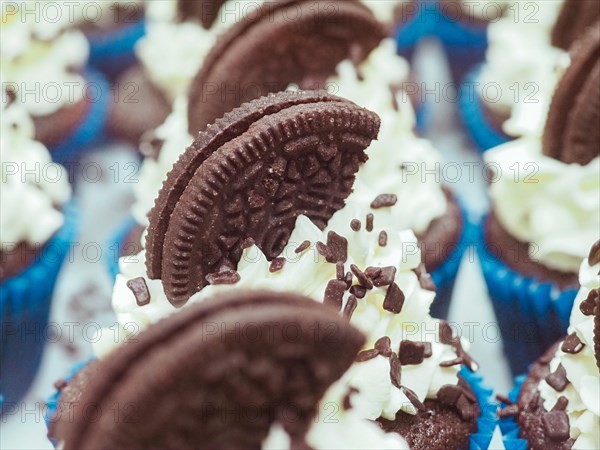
51 290 365 449
146 90 380 306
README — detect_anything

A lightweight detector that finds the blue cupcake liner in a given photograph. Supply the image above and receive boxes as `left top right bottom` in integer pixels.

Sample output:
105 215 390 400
87 19 146 80
476 219 578 376
436 6 488 49
0 201 79 408
49 68 111 165
458 65 512 153
395 0 438 57
496 375 529 450
429 201 474 319
105 215 140 280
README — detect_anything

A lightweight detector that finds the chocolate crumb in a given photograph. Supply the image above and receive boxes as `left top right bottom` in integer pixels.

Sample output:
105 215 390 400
439 321 459 345
580 288 599 315
371 194 398 209
542 410 570 442
356 348 379 362
349 285 367 299
350 219 361 231
205 269 241 285
422 342 433 358
336 262 345 281
351 264 374 289
345 271 353 289
439 357 463 367
589 239 600 265
551 396 569 412
378 231 388 247
561 332 585 354
126 277 151 306
496 394 514 405
498 404 519 419
438 385 463 406
398 340 427 365
364 266 382 280
53 379 68 391
545 364 569 392
295 240 311 254
389 353 401 388
456 394 476 420
326 231 348 263
316 241 328 258
401 386 427 412
366 213 374 232
383 283 405 314
374 336 392 357
343 295 358 320
241 237 255 249
269 257 286 273
370 266 396 287
323 280 347 311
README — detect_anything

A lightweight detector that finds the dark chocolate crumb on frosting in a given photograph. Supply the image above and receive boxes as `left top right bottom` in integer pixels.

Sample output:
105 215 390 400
126 277 151 306
371 193 398 209
560 332 585 354
383 283 405 314
545 363 569 393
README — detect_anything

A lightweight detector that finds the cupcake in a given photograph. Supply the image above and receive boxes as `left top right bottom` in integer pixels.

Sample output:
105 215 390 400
50 91 495 449
109 29 467 317
479 25 600 375
459 1 599 152
499 241 599 450
0 96 76 406
1 4 110 163
70 0 146 79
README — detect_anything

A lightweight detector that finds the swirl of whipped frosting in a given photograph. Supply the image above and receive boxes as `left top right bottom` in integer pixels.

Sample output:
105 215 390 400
1 7 89 117
538 257 600 450
478 0 567 137
0 97 71 247
485 138 600 274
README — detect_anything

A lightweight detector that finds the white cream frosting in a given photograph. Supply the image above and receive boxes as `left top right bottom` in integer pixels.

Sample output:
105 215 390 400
0 97 71 248
1 6 89 116
479 0 567 138
361 0 407 24
538 257 600 450
486 138 600 274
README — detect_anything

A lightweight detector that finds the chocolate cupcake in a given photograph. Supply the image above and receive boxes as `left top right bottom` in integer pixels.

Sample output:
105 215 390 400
55 91 497 449
499 241 600 450
0 97 77 406
459 1 599 152
1 5 110 163
479 25 600 374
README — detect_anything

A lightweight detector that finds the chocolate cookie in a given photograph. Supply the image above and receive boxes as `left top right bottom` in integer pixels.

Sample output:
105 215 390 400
543 23 600 165
146 91 380 306
54 290 365 449
177 0 226 29
186 0 387 135
551 0 600 50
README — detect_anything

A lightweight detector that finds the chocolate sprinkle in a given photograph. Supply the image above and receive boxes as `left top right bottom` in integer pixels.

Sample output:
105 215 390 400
561 332 585 354
269 257 286 273
350 219 361 231
342 387 359 411
356 348 379 362
398 340 428 365
456 394 475 421
498 404 519 419
364 267 382 280
295 240 311 254
240 237 255 249
580 288 599 316
349 285 367 299
439 357 463 368
343 295 358 320
316 241 328 258
389 353 402 388
382 283 405 314
336 262 345 281
205 269 241 285
378 231 388 247
545 363 569 392
438 385 462 406
374 336 392 357
366 213 374 232
551 396 569 412
126 277 151 306
542 410 570 442
370 266 396 287
439 321 459 345
323 280 347 311
350 264 373 289
401 386 427 412
371 194 398 209
325 231 348 263
589 239 600 265
344 271 353 289
496 394 514 406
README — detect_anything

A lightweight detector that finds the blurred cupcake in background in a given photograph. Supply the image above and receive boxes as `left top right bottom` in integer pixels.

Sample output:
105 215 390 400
478 24 600 375
0 94 77 407
68 0 146 79
1 2 110 164
499 240 599 450
459 0 599 152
